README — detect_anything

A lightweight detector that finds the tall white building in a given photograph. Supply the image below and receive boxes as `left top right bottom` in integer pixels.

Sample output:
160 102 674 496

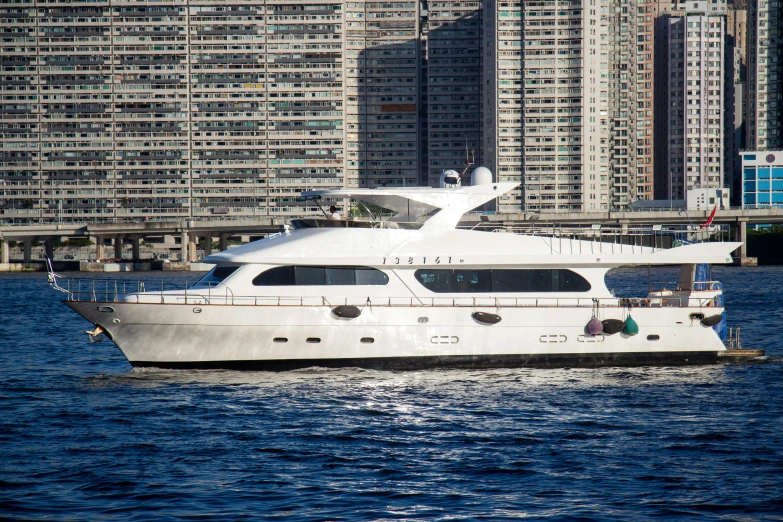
606 0 656 208
483 0 609 213
659 1 726 200
746 0 783 150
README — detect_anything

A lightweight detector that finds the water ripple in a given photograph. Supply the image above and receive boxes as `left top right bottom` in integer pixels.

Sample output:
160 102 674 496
1 268 782 520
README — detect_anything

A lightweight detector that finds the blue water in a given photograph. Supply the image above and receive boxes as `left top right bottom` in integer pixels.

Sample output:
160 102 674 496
1 267 782 520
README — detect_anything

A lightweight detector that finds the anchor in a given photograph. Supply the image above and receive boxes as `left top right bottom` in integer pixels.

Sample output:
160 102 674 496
85 325 105 343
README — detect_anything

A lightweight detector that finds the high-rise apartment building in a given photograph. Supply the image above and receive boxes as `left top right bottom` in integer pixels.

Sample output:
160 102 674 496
484 0 610 213
424 1 483 188
606 0 656 208
345 1 420 190
0 1 351 221
745 0 783 149
658 1 726 200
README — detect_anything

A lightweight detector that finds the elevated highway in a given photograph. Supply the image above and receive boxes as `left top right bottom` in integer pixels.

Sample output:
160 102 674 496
3 208 781 264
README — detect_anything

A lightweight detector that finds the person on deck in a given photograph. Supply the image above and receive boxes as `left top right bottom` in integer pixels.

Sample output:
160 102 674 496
329 206 341 220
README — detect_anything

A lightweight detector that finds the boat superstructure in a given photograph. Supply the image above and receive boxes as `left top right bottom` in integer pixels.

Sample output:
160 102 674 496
51 182 741 370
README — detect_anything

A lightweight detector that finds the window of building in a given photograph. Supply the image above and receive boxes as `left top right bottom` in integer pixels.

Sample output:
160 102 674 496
414 269 591 293
252 266 389 286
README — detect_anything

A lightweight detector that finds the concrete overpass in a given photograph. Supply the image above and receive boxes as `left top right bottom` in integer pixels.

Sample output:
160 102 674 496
0 217 285 263
2 207 782 264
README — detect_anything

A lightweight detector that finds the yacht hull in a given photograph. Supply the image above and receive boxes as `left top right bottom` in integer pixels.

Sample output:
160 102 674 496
66 300 725 370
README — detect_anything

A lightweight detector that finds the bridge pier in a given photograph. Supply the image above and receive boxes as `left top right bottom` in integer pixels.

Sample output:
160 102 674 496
1 240 9 264
180 230 197 262
203 234 213 258
180 230 188 262
219 234 229 252
114 235 123 260
188 235 197 262
131 237 141 261
732 218 757 266
44 239 54 261
95 236 105 261
23 239 32 263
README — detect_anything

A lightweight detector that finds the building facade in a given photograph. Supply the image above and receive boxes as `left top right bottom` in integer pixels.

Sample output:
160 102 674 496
1 0 355 222
745 0 783 150
740 150 783 208
658 2 726 201
483 0 610 213
606 0 655 209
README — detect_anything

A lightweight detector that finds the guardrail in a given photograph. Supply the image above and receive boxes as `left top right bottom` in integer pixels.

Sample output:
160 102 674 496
458 223 729 255
49 276 717 309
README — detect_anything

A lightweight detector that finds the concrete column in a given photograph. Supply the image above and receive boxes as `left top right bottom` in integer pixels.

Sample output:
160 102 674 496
95 236 105 261
114 235 123 260
188 235 197 262
23 239 32 263
180 230 189 262
44 239 54 260
203 234 213 257
219 234 229 252
131 237 141 261
738 221 747 259
1 240 9 264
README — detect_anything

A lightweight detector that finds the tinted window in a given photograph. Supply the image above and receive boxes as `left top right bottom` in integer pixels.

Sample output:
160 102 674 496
556 269 591 292
326 267 355 285
453 269 491 293
415 269 591 293
296 266 325 285
252 265 295 286
355 268 390 286
416 269 453 292
197 265 239 285
253 266 389 286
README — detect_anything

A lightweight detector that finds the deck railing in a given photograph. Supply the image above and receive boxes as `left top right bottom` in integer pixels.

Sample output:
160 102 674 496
457 223 731 255
49 276 717 309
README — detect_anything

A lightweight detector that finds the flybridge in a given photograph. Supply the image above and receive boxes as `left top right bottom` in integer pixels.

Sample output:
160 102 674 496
302 182 520 232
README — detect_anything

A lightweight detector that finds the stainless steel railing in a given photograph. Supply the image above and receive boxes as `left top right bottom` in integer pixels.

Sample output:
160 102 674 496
48 275 718 309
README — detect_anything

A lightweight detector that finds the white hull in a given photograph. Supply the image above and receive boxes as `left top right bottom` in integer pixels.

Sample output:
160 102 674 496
68 301 726 370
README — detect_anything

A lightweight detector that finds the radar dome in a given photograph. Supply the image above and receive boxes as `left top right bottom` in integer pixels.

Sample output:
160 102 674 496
439 169 461 188
471 166 493 186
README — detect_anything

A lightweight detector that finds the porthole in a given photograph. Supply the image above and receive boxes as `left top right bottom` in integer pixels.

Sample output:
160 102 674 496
647 335 660 341
193 307 202 314
418 317 429 323
97 306 114 313
360 337 374 344
273 337 288 343
306 337 321 344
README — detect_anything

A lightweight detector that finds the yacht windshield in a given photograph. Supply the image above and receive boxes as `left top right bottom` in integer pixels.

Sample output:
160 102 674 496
196 265 239 286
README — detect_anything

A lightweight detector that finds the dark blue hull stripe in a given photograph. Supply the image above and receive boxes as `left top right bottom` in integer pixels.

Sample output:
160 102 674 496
132 351 719 371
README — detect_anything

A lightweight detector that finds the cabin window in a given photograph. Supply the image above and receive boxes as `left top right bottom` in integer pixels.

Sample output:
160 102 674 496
325 267 355 286
416 269 453 293
355 267 389 285
252 266 389 286
296 266 325 286
414 269 591 293
454 269 492 293
196 265 239 285
253 265 295 286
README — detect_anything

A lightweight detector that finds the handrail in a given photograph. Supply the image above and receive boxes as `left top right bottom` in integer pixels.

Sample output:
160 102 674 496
49 275 718 310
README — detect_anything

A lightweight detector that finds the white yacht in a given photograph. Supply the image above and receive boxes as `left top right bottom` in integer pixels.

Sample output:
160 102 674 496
53 179 739 370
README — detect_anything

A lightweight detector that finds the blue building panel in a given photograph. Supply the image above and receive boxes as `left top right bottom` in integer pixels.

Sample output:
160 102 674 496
741 151 783 209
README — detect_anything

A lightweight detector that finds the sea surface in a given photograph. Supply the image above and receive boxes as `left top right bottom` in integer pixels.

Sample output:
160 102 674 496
1 266 782 521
